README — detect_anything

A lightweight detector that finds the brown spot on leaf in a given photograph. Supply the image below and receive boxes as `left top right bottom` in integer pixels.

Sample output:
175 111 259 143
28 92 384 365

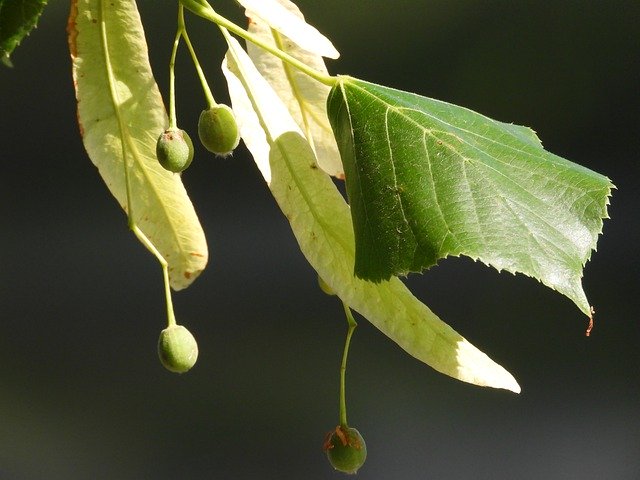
66 0 79 58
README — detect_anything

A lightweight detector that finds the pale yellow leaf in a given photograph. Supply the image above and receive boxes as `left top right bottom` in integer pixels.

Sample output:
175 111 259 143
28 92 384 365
69 0 208 289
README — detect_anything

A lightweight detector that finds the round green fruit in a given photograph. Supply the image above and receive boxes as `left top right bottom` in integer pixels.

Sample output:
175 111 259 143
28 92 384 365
323 425 367 474
157 325 198 373
197 104 240 156
156 128 194 173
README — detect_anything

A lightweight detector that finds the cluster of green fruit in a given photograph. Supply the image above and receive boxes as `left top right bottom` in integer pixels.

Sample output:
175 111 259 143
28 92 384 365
156 103 240 173
153 104 240 375
151 5 366 471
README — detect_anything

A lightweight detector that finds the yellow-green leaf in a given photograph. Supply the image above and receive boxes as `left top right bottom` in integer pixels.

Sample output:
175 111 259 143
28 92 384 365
68 0 207 289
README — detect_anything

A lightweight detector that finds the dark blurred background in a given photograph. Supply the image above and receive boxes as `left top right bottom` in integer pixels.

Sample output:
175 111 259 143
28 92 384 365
1 1 638 479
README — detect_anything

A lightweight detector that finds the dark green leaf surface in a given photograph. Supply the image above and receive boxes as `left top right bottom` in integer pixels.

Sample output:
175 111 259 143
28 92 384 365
0 0 47 67
327 76 612 315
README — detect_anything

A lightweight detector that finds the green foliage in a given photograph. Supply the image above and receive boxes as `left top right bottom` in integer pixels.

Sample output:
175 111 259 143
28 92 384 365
2 0 619 472
223 37 521 392
0 0 47 67
327 76 613 316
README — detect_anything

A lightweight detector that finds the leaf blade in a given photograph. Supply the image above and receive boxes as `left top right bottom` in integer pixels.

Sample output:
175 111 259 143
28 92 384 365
328 76 613 315
68 0 208 289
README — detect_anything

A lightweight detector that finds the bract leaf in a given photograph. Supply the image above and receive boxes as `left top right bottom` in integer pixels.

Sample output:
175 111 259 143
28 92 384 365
68 0 207 289
246 0 343 178
222 37 520 393
327 76 613 316
0 0 48 67
236 0 339 59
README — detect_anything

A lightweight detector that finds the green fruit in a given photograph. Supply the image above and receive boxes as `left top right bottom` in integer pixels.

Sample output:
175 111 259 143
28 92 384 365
323 426 367 474
197 104 240 156
157 325 198 373
156 128 194 173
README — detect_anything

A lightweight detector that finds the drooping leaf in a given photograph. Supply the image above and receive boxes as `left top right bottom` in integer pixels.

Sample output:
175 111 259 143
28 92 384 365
245 0 343 178
327 76 613 316
68 0 207 289
222 36 520 393
0 0 48 67
236 0 339 59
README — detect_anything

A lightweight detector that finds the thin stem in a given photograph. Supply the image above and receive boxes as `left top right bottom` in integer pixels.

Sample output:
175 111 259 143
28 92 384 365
169 17 181 129
179 0 337 87
130 225 177 328
339 302 358 428
178 6 216 108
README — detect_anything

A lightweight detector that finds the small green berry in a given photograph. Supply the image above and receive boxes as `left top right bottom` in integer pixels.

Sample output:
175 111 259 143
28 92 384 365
156 128 194 173
197 104 240 156
323 425 367 474
157 324 198 373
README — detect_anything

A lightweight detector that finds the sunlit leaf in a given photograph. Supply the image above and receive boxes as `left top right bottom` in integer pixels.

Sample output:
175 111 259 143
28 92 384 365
222 36 520 393
328 76 613 316
237 0 339 59
0 0 48 67
68 0 207 289
246 0 343 178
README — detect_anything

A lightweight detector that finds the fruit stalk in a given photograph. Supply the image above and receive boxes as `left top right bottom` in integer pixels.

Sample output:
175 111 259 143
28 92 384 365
339 302 357 427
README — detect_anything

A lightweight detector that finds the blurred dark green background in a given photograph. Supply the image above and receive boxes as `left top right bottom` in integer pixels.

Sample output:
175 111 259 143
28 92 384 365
1 1 638 478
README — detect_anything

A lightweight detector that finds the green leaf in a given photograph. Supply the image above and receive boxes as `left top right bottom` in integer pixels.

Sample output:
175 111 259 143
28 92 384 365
222 36 520 392
327 76 613 316
0 0 48 67
68 0 208 289
245 0 343 177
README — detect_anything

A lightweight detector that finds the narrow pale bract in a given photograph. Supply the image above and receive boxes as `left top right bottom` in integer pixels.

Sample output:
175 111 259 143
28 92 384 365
68 0 208 289
237 0 339 59
245 1 344 178
222 36 520 393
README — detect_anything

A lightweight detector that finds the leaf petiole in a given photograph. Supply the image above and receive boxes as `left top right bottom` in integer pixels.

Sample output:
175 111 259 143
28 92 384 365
339 303 357 428
179 0 337 87
168 11 181 129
